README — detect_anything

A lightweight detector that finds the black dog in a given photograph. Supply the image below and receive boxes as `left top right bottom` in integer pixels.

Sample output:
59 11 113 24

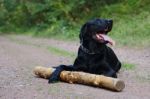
48 19 121 83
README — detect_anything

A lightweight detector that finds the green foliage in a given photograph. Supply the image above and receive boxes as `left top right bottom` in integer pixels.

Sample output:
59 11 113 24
0 0 150 47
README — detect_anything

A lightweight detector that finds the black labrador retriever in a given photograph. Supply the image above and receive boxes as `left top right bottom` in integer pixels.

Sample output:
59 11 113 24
49 18 121 83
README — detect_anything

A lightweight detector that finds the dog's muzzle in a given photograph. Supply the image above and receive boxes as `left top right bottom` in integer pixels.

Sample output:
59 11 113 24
93 33 115 46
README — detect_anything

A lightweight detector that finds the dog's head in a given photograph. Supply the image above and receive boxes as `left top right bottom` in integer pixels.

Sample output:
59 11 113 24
80 19 115 45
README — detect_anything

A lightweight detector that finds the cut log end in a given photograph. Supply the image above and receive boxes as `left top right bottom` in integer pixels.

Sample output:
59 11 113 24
114 80 125 91
33 66 55 79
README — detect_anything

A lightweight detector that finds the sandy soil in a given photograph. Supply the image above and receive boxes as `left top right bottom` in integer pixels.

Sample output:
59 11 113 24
0 35 149 99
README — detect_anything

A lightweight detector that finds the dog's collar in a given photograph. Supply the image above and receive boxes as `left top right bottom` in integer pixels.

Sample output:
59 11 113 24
80 36 102 55
80 44 98 55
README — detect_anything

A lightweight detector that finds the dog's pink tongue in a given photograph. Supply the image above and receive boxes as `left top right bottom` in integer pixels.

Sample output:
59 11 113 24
97 34 115 46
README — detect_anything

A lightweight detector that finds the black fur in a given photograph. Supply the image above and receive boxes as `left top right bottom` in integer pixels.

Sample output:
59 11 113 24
48 19 121 83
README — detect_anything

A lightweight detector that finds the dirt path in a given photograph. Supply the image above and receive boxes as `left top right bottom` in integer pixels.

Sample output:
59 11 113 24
0 35 149 99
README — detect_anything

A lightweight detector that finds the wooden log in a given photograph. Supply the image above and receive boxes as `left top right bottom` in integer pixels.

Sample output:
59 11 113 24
34 66 125 92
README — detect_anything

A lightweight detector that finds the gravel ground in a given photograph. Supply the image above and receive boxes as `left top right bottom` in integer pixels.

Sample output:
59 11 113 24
0 35 149 99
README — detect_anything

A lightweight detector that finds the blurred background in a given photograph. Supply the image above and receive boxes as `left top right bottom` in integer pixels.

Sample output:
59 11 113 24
0 0 149 47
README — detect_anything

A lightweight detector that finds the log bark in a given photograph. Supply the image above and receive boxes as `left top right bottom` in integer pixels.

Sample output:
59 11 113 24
34 66 125 92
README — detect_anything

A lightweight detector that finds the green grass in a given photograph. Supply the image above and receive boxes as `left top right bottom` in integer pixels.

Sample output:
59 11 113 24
25 1 150 48
122 62 135 70
6 10 149 48
110 11 150 47
47 46 76 58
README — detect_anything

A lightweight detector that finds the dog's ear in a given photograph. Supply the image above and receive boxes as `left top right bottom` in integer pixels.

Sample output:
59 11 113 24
79 23 89 42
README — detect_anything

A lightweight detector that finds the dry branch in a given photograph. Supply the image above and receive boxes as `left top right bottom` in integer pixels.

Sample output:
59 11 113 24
34 66 125 92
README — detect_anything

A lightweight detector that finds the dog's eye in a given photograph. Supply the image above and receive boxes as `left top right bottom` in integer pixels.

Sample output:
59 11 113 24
97 31 105 34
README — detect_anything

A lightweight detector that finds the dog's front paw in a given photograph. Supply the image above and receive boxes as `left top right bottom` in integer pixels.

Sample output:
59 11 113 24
48 75 59 83
112 73 117 78
48 66 64 83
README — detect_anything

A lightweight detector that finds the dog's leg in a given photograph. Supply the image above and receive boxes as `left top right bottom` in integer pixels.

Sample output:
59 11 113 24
104 70 117 78
97 62 118 78
48 65 75 83
106 47 122 72
102 66 117 78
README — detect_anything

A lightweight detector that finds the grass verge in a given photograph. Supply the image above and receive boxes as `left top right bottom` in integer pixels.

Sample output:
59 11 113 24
122 62 135 70
47 46 76 58
7 35 76 59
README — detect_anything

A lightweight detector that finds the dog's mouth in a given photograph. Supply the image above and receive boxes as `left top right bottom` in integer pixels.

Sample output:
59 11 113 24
93 33 115 46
